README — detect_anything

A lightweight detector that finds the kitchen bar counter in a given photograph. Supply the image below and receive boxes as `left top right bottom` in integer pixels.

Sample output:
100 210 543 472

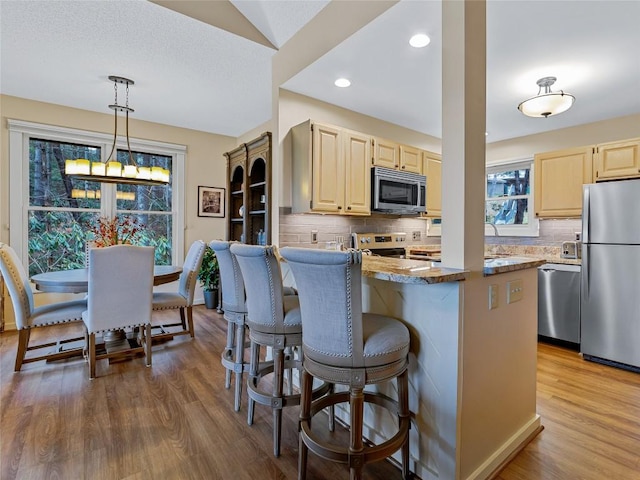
359 254 540 479
363 254 544 283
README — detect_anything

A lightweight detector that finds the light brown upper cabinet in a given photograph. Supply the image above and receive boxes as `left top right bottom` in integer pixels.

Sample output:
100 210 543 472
372 137 422 174
422 151 442 218
399 145 422 173
291 120 371 216
534 146 593 218
594 138 640 181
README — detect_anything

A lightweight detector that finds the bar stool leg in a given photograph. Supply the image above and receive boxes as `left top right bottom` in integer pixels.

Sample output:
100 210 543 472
224 320 235 389
297 368 313 480
247 340 260 426
234 321 246 412
273 347 285 457
398 369 411 478
349 387 365 480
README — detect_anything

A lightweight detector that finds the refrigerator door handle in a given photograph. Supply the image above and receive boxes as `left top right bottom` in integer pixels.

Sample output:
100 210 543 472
582 247 589 298
583 185 590 244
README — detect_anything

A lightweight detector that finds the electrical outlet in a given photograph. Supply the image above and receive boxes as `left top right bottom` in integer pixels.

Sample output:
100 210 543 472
489 284 498 310
311 230 318 244
507 279 523 304
413 231 421 241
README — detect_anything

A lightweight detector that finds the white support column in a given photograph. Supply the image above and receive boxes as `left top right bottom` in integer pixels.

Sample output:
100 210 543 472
441 0 487 272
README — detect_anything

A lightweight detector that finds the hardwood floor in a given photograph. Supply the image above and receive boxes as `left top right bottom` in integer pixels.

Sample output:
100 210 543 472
497 341 640 480
1 306 639 479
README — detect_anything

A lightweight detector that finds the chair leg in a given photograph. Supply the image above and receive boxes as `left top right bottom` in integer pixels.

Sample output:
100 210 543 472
349 387 365 480
297 368 313 480
89 333 97 379
14 328 30 372
233 321 245 412
247 340 260 426
179 306 187 331
185 306 195 338
273 348 285 457
145 324 152 367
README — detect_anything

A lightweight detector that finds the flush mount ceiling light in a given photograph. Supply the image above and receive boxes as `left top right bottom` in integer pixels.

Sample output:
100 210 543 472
517 76 575 118
65 75 170 186
334 78 351 88
409 33 431 48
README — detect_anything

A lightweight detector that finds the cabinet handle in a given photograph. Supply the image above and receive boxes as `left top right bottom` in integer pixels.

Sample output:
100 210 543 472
337 206 342 210
347 206 352 210
401 165 405 169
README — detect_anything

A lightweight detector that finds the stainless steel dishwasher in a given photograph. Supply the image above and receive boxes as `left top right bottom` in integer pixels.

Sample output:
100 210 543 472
538 263 581 345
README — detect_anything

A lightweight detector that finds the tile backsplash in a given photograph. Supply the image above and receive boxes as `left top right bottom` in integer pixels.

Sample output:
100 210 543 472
279 211 437 249
279 211 581 249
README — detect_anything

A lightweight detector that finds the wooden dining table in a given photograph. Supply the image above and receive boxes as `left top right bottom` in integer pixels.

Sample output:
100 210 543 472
31 265 183 293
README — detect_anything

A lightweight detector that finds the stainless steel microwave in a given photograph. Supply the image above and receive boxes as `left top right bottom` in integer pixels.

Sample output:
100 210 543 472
371 166 426 214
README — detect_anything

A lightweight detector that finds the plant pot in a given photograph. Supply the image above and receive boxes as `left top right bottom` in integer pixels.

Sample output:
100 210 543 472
203 289 218 309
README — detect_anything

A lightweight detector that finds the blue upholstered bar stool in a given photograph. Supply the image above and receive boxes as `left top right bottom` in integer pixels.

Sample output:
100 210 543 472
230 243 328 457
210 240 249 412
280 247 411 480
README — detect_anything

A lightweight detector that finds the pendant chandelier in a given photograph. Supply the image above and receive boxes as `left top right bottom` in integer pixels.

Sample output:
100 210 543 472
65 75 170 186
517 76 575 118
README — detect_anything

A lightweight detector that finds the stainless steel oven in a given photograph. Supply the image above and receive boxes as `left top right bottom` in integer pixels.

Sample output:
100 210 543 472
371 167 426 215
352 232 408 258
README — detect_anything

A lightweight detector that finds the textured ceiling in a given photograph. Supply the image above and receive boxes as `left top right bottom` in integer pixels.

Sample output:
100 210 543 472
1 0 639 141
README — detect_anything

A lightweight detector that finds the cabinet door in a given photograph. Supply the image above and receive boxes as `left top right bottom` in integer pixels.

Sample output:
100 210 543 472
372 137 399 169
344 130 371 215
534 146 593 218
595 139 640 181
422 151 442 217
311 124 344 213
399 145 422 173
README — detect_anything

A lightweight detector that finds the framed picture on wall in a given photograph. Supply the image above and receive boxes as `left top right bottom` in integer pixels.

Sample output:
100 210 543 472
198 186 225 218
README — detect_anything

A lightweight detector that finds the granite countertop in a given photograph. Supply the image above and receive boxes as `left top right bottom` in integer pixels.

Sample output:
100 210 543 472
407 244 582 267
362 254 546 284
362 256 468 284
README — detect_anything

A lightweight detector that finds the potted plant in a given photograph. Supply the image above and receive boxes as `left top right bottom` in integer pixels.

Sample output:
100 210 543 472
198 245 220 309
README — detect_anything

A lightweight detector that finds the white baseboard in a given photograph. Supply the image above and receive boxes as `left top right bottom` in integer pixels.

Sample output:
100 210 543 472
465 415 542 480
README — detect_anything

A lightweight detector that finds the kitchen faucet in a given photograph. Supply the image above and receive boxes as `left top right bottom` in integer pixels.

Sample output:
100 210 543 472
489 223 500 236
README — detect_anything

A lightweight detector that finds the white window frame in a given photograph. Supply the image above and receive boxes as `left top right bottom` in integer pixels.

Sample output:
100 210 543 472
485 157 539 237
426 157 539 237
8 119 186 267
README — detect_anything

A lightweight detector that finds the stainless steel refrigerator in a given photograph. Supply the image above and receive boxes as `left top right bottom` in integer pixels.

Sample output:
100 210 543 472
582 179 640 371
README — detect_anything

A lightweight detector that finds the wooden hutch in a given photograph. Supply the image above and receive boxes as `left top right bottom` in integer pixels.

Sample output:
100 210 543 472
224 132 272 245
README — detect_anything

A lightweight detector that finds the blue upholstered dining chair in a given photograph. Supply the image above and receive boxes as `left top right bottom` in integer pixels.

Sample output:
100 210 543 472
279 247 412 480
152 240 206 339
82 245 155 378
0 242 87 372
230 243 317 457
210 240 249 412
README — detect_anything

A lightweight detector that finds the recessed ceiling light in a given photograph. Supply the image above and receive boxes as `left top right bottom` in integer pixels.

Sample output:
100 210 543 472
334 78 351 88
409 34 431 48
485 132 489 136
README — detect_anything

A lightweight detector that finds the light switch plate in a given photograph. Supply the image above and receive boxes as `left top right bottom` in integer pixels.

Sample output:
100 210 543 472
489 284 498 310
507 279 523 304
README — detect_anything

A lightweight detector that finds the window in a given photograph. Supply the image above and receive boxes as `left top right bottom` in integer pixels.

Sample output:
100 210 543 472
426 158 539 237
9 120 185 275
485 159 538 237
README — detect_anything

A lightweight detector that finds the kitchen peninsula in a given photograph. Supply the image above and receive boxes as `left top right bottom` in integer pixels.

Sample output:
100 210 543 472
356 255 543 479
